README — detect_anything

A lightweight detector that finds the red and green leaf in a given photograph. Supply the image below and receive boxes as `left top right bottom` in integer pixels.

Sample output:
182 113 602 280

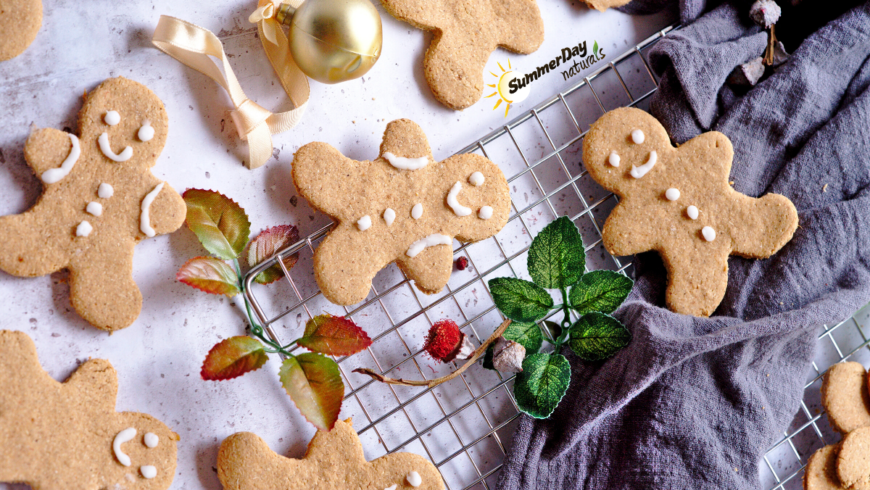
279 353 344 431
183 189 251 260
201 336 268 381
247 224 300 285
177 257 240 297
297 314 373 356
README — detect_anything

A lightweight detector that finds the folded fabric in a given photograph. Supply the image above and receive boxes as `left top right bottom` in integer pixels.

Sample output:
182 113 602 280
498 2 870 489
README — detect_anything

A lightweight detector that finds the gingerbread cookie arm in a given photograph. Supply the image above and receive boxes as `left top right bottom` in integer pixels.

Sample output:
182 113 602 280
424 30 495 110
143 182 186 237
397 243 454 295
24 127 80 183
68 242 142 331
729 192 799 259
379 0 441 30
293 143 365 220
494 0 544 54
677 131 734 185
63 358 119 413
0 212 73 277
662 246 730 317
601 203 659 257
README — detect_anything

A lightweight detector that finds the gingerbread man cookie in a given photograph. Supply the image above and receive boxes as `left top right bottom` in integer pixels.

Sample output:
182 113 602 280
582 107 798 317
0 0 42 61
218 418 443 490
0 330 179 489
0 77 186 331
292 119 510 305
380 0 544 110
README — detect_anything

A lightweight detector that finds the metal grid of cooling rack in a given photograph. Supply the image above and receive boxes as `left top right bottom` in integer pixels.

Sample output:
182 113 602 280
241 22 868 490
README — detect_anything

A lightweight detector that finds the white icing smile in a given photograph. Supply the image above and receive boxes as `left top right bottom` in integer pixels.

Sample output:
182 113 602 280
41 133 81 184
629 151 657 179
446 182 472 217
383 152 429 170
407 234 451 258
140 183 164 238
113 428 137 467
98 133 133 162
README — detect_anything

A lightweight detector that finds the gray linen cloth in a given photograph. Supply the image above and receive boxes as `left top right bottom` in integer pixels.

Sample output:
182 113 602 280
497 2 870 489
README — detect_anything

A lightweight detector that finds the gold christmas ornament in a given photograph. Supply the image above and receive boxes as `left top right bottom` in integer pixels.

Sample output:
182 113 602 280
276 0 382 84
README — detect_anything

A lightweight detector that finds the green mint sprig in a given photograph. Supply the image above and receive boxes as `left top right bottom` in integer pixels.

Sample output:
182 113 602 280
487 216 633 419
177 189 372 431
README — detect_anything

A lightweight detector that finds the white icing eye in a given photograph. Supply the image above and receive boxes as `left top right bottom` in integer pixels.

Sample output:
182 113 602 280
138 121 155 142
608 151 620 167
411 203 423 220
631 129 645 144
665 188 680 201
468 171 485 186
479 206 493 220
144 432 159 448
406 471 423 487
357 215 372 231
140 465 157 479
104 111 121 126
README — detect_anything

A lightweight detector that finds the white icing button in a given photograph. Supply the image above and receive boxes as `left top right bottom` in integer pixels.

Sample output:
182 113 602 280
608 151 620 167
687 205 699 220
138 121 155 142
407 234 451 258
665 188 680 201
411 203 423 220
86 202 103 217
383 208 396 226
479 206 493 220
113 428 137 467
98 133 133 162
104 110 121 126
446 182 472 217
140 183 164 238
76 221 93 237
629 151 657 179
41 133 81 184
140 465 157 479
144 432 159 448
383 151 429 170
702 226 716 242
406 471 423 487
98 183 114 199
468 171 485 186
384 485 397 490
357 215 372 231
631 129 645 144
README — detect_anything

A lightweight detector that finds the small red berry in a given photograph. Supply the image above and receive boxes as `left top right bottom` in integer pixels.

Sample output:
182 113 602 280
455 257 469 271
423 320 465 363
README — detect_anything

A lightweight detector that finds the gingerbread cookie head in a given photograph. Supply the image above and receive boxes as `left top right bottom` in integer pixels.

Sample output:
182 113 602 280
379 0 544 110
218 419 443 489
292 118 510 305
0 0 42 61
583 107 799 317
0 330 179 489
0 77 186 331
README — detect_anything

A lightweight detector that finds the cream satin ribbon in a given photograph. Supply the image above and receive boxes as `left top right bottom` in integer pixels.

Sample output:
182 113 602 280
151 1 309 170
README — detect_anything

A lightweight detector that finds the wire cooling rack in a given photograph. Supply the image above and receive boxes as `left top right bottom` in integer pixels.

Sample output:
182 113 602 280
242 22 867 490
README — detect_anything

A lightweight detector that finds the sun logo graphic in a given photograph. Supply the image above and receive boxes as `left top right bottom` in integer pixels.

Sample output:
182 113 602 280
486 59 531 117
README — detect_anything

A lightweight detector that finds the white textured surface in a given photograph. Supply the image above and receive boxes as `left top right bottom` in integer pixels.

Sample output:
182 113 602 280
0 1 674 488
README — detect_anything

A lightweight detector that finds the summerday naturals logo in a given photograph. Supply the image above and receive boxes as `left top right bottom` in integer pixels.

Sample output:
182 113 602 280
486 40 606 117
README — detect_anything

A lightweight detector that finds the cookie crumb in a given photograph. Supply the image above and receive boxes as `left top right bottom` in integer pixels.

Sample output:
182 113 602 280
823 183 828 192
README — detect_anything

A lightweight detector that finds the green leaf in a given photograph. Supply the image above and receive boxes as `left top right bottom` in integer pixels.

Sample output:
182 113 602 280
279 353 344 431
200 336 268 381
183 189 251 260
489 277 554 322
503 321 543 354
569 270 634 315
247 225 300 285
297 314 373 356
568 312 631 362
593 40 599 57
527 216 586 290
514 353 571 419
177 257 240 297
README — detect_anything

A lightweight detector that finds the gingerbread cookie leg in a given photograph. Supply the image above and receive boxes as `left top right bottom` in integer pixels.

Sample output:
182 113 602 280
397 242 454 294
424 31 493 110
0 0 42 61
663 247 731 317
68 242 142 331
0 213 73 277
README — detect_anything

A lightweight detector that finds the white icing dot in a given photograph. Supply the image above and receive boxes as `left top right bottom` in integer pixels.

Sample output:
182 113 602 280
608 151 620 167
468 171 485 186
629 151 657 179
86 202 103 217
411 203 423 220
144 432 159 448
446 182 472 217
383 152 429 170
140 466 157 479
140 183 164 238
479 206 493 220
113 428 137 467
98 183 114 199
104 111 121 126
665 188 680 201
687 205 699 220
406 234 451 258
406 471 423 487
76 221 93 237
384 485 397 490
98 133 133 162
631 129 645 144
383 208 396 226
40 133 81 184
357 215 372 231
138 121 155 142
702 226 716 242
